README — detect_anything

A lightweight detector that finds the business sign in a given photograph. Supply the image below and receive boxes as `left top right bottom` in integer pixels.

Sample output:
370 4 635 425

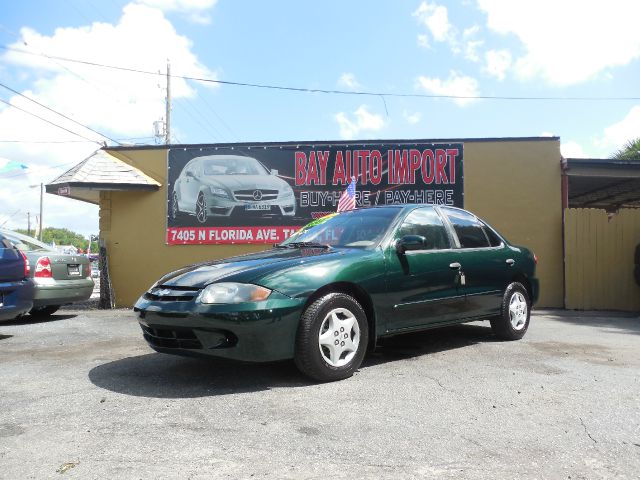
166 142 463 244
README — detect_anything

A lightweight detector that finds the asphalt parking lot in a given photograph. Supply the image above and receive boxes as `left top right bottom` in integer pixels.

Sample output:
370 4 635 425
1 308 639 479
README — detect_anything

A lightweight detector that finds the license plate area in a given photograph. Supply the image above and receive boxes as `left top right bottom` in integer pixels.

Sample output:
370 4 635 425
68 264 81 276
245 204 270 211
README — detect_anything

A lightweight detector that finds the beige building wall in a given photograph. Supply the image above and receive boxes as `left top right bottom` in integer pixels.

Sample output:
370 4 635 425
103 139 564 308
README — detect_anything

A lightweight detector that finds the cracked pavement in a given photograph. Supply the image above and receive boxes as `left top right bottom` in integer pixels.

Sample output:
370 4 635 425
1 309 639 479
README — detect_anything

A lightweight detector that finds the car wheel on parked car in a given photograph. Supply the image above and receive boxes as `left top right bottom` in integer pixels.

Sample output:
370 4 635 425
294 293 368 382
171 191 181 220
490 282 530 340
29 305 60 317
196 192 208 224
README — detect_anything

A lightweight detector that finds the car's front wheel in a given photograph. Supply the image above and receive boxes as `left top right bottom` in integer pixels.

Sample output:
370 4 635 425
294 293 368 382
195 192 207 224
171 191 181 220
490 282 530 340
29 305 60 317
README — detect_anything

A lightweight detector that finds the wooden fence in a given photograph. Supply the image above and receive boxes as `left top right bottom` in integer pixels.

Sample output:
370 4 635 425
564 208 640 311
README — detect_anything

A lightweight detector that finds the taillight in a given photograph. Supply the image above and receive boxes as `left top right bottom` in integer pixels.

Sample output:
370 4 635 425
35 256 53 278
83 263 91 278
19 250 30 278
533 253 538 265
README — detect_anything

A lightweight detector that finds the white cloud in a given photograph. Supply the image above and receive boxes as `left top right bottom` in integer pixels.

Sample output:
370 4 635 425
417 34 429 48
478 0 640 86
338 73 361 90
334 106 385 140
415 71 479 106
484 49 511 81
413 1 454 45
601 105 640 151
561 141 588 158
403 110 422 125
0 3 216 236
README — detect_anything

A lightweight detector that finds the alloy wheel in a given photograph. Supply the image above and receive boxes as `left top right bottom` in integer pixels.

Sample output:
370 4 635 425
509 292 528 330
318 307 360 367
196 193 207 224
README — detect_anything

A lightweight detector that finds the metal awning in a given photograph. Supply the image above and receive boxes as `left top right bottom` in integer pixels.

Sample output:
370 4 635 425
45 149 161 204
564 158 640 210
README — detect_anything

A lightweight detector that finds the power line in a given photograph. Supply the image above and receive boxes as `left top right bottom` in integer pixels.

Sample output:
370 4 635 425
2 45 640 102
0 97 101 144
0 139 94 143
0 82 121 145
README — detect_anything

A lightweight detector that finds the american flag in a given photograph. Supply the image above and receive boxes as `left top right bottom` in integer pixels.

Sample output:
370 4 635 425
337 176 357 212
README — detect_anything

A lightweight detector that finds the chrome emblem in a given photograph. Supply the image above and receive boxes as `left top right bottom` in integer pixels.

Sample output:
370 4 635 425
155 288 172 296
252 190 263 201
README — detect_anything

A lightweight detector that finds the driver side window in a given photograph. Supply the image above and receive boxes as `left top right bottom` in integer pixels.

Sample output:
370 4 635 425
397 208 450 250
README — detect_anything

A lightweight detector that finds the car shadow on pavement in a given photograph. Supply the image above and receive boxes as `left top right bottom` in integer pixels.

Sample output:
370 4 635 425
0 313 76 326
88 354 308 398
363 322 497 368
88 322 496 398
537 309 640 335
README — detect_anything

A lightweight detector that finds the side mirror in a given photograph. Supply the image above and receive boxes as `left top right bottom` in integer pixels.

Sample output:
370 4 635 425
270 169 279 176
396 235 426 254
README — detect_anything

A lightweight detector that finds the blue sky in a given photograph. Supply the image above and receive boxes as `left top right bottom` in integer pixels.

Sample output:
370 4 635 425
0 0 639 236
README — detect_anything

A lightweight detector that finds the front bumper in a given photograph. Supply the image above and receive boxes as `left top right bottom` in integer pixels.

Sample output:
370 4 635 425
32 277 94 307
133 290 305 362
206 194 296 217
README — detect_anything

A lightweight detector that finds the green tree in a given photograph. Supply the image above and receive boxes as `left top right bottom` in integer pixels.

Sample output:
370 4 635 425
611 137 640 160
14 227 97 252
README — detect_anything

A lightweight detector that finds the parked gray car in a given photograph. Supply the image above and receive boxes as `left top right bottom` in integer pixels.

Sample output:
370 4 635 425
0 229 94 317
170 155 296 223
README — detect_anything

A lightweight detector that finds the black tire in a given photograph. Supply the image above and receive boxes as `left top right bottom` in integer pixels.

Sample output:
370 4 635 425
294 293 368 382
29 305 60 317
195 192 208 224
490 282 530 340
171 191 181 220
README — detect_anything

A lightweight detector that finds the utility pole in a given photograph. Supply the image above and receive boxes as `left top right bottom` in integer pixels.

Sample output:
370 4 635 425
27 212 31 237
38 182 43 241
165 61 171 145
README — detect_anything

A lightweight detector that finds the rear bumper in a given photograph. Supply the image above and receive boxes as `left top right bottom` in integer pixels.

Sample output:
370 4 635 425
32 277 94 307
530 278 540 305
0 278 34 321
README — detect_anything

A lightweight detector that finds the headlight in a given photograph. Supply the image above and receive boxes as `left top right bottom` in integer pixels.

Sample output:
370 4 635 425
209 186 230 198
280 188 294 199
198 282 272 304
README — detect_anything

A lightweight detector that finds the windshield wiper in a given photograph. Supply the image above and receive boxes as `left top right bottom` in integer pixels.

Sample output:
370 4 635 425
285 241 332 249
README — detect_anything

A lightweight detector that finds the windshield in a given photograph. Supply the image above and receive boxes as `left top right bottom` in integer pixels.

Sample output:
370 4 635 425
0 230 55 252
202 157 268 176
280 207 402 249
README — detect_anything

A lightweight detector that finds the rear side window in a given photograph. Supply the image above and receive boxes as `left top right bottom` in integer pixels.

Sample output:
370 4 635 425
443 208 490 249
483 224 504 247
397 207 450 250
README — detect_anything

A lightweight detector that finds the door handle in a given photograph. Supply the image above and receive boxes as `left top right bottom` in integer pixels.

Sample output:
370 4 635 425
506 259 515 266
449 262 461 270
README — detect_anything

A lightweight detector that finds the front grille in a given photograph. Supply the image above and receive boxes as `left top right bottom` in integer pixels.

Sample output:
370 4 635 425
233 189 278 201
141 325 203 349
143 286 199 302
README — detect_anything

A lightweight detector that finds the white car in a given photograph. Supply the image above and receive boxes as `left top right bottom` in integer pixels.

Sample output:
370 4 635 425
170 155 296 224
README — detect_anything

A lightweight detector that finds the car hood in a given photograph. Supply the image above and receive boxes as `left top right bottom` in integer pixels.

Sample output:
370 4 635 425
203 175 290 191
157 247 355 289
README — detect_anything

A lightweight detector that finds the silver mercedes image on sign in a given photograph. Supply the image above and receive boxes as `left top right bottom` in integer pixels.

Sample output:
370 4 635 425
170 155 297 224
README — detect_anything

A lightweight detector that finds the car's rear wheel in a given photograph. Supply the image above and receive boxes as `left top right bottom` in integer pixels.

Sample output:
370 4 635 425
29 305 60 317
490 282 530 340
195 192 207 224
294 293 368 382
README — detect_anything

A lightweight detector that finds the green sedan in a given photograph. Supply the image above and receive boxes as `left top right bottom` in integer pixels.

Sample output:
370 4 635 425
134 205 538 382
